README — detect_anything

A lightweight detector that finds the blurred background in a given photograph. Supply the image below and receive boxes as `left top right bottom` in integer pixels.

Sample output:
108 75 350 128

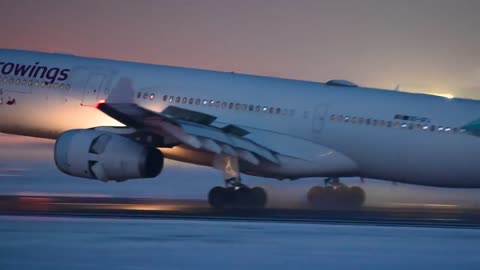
1 0 480 207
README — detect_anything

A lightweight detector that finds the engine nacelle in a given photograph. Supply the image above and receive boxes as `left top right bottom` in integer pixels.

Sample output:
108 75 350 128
54 129 164 181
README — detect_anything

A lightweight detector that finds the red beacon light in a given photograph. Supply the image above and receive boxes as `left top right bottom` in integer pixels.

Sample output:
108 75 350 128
96 99 106 108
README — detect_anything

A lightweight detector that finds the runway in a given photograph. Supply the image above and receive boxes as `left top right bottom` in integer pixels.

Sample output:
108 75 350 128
1 195 480 269
2 195 480 228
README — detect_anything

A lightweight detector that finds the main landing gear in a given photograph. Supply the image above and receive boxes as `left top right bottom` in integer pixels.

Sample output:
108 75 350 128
307 178 365 209
208 155 267 209
208 180 267 209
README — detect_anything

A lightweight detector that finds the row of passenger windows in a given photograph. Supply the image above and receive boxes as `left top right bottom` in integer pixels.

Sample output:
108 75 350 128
0 76 71 90
330 114 465 134
133 91 463 134
136 92 296 116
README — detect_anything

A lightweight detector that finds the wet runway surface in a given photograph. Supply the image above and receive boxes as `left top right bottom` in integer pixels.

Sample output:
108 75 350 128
2 215 480 270
1 195 480 269
2 195 480 228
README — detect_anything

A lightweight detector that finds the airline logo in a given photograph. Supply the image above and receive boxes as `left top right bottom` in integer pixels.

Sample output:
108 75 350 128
0 61 70 84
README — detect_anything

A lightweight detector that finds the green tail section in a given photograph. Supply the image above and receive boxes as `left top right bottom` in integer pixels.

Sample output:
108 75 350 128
463 119 480 135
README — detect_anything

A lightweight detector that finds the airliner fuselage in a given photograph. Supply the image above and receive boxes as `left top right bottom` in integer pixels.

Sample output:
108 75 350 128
1 49 479 192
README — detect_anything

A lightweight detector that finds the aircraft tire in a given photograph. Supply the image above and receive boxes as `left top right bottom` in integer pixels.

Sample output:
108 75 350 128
208 186 227 209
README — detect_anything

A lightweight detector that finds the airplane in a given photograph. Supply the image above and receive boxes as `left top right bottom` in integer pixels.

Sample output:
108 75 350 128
1 48 479 209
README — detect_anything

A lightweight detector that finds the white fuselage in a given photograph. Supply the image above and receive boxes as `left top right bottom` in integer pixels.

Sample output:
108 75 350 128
1 49 479 187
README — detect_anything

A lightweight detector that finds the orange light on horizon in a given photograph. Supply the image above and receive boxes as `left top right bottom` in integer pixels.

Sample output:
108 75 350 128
430 93 454 99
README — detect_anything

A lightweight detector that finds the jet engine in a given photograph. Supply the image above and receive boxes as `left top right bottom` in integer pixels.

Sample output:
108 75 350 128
54 129 164 181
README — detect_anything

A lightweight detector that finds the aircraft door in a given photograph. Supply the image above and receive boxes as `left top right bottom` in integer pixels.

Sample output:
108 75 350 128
81 74 105 106
312 105 329 133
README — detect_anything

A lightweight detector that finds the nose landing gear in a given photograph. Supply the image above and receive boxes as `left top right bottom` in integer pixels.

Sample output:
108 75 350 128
307 178 365 209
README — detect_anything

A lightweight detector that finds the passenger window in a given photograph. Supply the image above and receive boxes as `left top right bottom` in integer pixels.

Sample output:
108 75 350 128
169 96 174 102
228 102 234 109
365 118 371 125
163 95 168 101
249 105 254 111
203 99 208 105
195 99 201 105
182 97 187 104
222 102 227 109
189 98 194 104
175 97 181 103
276 108 281 114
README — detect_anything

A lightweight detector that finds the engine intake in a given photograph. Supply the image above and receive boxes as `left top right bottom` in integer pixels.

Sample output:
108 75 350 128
54 129 163 181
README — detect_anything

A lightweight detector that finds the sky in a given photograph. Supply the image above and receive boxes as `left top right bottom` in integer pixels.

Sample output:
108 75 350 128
1 0 480 206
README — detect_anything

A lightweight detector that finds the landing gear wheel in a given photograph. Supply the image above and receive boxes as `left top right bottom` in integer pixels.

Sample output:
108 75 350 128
307 184 365 209
250 187 267 208
235 186 252 206
208 186 226 209
348 186 365 208
208 186 267 209
307 186 324 206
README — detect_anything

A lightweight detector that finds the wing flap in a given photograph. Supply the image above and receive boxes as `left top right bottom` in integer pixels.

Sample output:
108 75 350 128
97 78 278 165
97 102 279 165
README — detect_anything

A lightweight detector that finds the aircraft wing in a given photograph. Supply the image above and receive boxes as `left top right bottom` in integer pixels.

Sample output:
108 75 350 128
95 79 279 166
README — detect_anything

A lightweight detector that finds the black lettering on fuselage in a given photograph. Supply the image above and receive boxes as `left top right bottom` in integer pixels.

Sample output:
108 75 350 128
2 63 14 74
58 69 70 81
46 68 60 83
0 61 71 83
14 64 32 76
28 62 39 77
33 66 48 79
